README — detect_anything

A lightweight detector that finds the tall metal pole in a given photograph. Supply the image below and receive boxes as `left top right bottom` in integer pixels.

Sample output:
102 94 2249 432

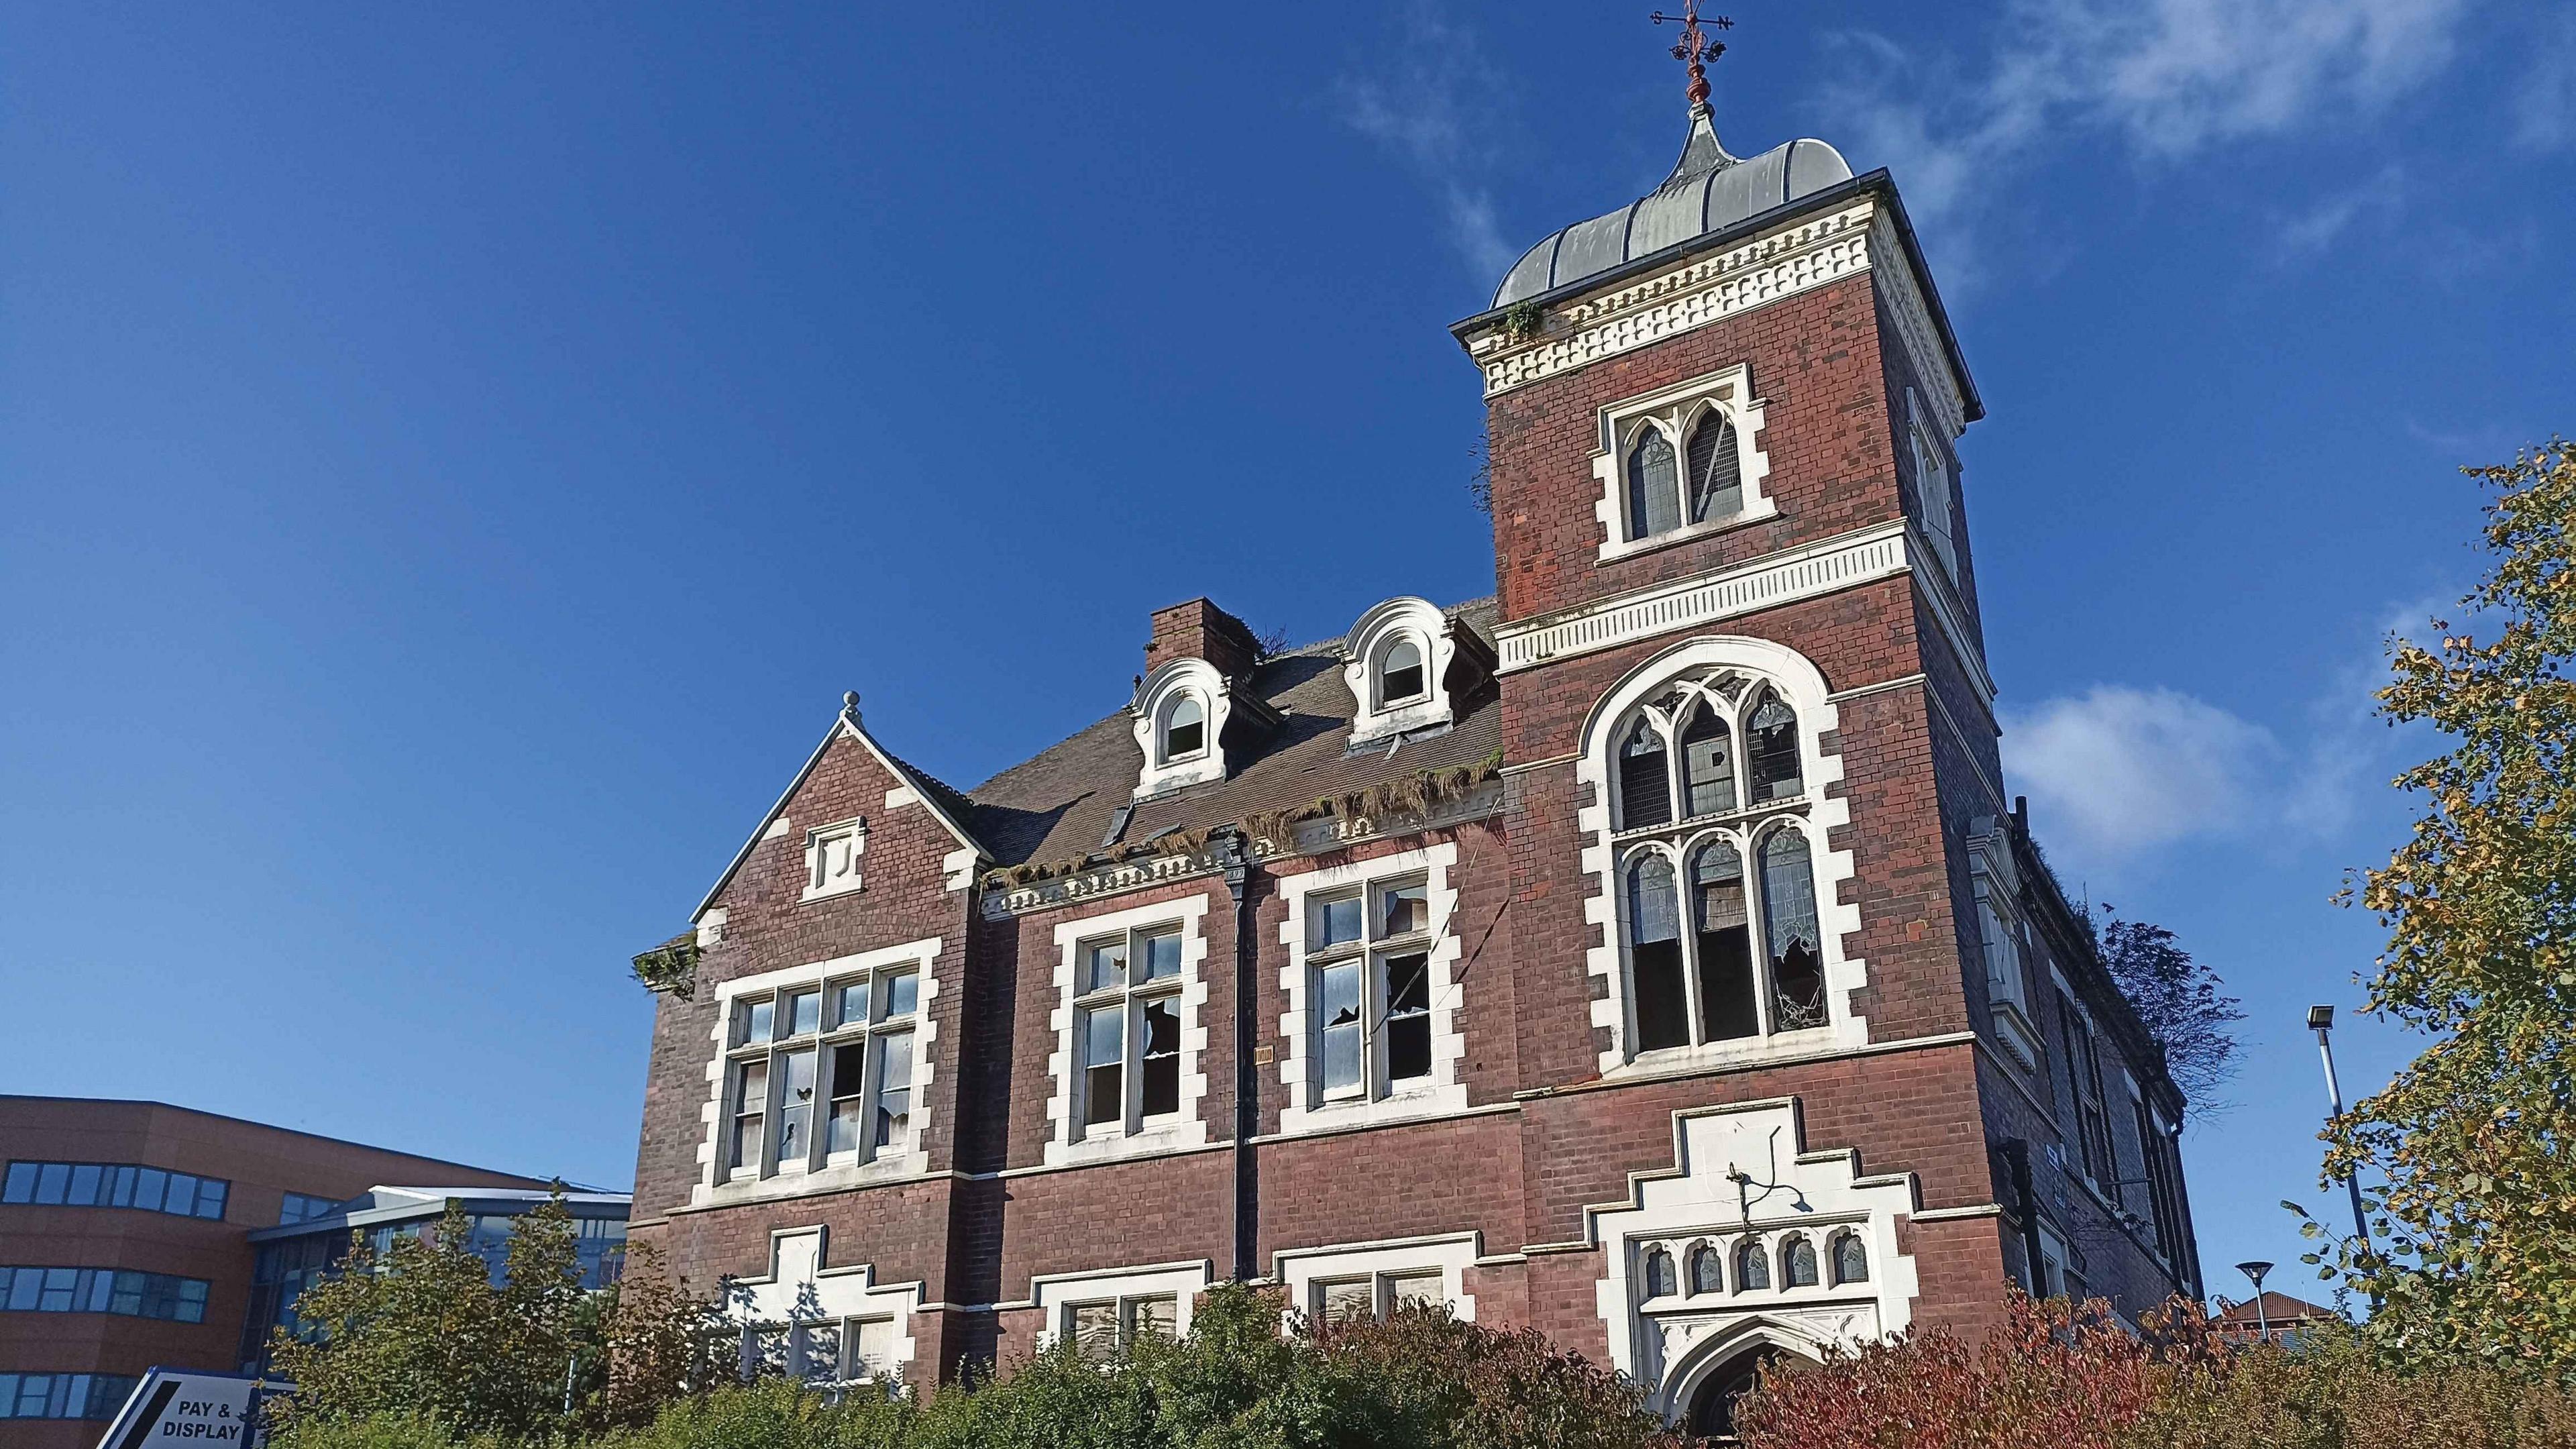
2308 1006 2373 1253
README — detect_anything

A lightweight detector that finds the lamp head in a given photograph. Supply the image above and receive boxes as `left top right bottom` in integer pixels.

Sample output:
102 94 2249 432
2308 1004 2335 1033
2236 1260 2273 1289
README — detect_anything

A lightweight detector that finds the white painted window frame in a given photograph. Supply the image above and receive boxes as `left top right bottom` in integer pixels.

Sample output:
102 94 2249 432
1131 659 1234 798
1591 364 1777 565
1044 896 1212 1167
694 940 941 1207
1577 638 1867 1077
723 1226 922 1391
1275 843 1468 1136
1342 597 1462 745
1031 1261 1212 1350
1905 387 1960 584
1964 820 2043 1072
1274 1232 1480 1327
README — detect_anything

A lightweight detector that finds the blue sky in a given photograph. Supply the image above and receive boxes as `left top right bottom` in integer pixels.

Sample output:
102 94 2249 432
3 1 2569 1309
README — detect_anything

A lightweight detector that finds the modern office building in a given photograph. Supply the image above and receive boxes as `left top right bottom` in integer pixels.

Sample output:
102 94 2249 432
0 1096 557 1449
239 1185 630 1373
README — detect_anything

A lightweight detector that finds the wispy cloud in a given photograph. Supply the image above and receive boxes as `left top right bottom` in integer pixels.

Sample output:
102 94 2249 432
2514 9 2576 150
2269 164 2407 260
1332 4 1519 282
1821 0 2471 270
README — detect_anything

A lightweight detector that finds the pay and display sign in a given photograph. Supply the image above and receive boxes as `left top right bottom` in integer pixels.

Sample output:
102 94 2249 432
96 1370 286 1449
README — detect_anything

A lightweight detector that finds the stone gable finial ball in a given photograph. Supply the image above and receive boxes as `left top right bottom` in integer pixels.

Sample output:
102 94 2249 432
843 690 861 712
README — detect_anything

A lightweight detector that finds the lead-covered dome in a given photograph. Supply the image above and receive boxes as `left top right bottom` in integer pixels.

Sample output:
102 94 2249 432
1493 109 1851 309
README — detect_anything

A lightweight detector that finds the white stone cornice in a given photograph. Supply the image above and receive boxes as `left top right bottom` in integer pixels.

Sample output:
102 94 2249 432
1493 521 1996 716
1465 199 1972 451
1473 201 1877 396
1495 523 1909 674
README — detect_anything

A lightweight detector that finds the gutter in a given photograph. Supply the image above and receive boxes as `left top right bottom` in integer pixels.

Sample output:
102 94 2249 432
1214 826 1261 1282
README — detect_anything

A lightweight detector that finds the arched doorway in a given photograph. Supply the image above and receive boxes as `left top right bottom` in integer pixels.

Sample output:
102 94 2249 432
1684 1344 1781 1442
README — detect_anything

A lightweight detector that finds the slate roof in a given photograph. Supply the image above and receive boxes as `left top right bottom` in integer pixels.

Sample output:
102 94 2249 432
962 598 1504 870
1493 109 1852 308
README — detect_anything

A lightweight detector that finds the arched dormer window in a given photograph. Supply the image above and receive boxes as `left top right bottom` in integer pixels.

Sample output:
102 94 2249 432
1782 1236 1819 1288
1644 1246 1678 1299
1379 638 1426 705
1625 427 1680 541
1685 408 1741 525
1130 657 1241 800
1733 1239 1770 1291
1342 598 1485 748
1587 643 1846 1068
1161 694 1205 762
1831 1232 1870 1285
1688 1244 1723 1295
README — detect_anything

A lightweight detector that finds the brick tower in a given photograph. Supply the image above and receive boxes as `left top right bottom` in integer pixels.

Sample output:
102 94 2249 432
622 42 2201 1442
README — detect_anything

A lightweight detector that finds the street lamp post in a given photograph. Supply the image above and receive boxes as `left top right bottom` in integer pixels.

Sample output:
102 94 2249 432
2308 1006 2373 1254
2236 1260 2273 1341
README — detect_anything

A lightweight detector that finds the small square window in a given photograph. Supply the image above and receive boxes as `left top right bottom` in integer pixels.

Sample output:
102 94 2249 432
784 990 820 1037
830 979 870 1028
1377 883 1429 938
881 971 919 1020
1316 895 1364 953
1081 937 1129 995
735 998 775 1047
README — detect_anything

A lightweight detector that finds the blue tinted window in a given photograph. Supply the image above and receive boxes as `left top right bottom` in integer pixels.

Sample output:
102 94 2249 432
0 1163 231 1220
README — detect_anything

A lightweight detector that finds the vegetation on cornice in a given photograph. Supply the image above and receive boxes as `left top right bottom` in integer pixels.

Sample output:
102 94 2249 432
629 938 699 1000
980 751 1504 893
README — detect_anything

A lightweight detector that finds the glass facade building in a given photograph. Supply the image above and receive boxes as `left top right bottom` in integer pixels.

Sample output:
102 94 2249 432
239 1187 630 1373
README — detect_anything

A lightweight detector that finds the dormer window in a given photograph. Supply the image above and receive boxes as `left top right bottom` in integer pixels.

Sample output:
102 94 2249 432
1131 659 1242 800
1378 639 1427 706
1159 695 1205 762
1342 597 1488 749
1590 364 1776 563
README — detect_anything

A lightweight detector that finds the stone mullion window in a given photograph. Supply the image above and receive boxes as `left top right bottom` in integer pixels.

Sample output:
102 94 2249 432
1072 925 1186 1138
1307 876 1436 1103
724 963 919 1180
1613 674 1827 1056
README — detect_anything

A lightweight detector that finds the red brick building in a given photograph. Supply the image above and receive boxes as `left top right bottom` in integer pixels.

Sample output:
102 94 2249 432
0 1097 547 1449
625 85 2202 1438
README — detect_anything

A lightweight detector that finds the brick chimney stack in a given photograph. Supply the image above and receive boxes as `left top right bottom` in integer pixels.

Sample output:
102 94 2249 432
1144 598 1259 679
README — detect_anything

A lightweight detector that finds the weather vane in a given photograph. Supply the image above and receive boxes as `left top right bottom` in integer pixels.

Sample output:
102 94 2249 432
1650 1 1732 112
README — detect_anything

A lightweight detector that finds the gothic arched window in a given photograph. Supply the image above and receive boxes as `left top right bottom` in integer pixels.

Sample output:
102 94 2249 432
1689 1243 1723 1295
1832 1232 1870 1285
1686 409 1742 525
1619 718 1672 829
1601 663 1833 1060
1626 428 1681 541
1746 692 1802 801
1735 1239 1771 1291
1760 829 1826 1031
1678 702 1735 818
1625 853 1688 1053
1161 694 1205 762
1644 1246 1678 1299
1689 844 1758 1042
1783 1236 1820 1288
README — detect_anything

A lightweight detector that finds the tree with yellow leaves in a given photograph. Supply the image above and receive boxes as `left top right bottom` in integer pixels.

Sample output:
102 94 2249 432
2300 439 2576 1382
